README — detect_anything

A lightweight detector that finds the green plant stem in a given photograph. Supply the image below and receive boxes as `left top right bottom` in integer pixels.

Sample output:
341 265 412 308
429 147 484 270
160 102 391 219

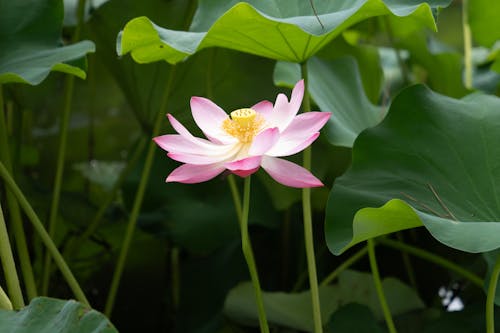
227 174 243 224
0 283 12 310
320 246 368 286
0 161 89 306
86 52 96 195
396 232 417 290
368 239 397 333
104 66 177 317
383 16 410 85
377 237 483 288
300 61 323 333
0 202 24 309
240 176 269 333
462 0 473 89
486 253 500 333
0 85 37 300
41 0 88 295
72 0 87 44
41 70 75 295
224 174 271 331
63 137 147 259
1 181 37 301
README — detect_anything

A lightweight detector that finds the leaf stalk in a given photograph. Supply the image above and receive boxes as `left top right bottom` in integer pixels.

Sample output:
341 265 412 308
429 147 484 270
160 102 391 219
300 61 323 333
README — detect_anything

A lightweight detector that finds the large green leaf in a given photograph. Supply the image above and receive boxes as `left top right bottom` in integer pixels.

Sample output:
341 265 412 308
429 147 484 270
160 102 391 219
0 0 95 85
326 85 500 255
224 270 423 331
274 56 384 147
0 297 117 332
117 0 451 64
225 284 337 331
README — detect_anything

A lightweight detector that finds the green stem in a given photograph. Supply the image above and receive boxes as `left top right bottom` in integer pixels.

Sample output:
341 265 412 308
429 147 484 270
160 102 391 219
104 66 177 317
462 0 473 89
240 176 269 333
42 0 87 293
377 237 483 288
396 233 417 290
0 161 89 306
0 202 24 309
72 0 87 44
86 51 96 195
228 174 243 224
0 85 37 300
300 61 323 333
42 69 75 295
0 283 12 310
383 16 410 85
368 239 397 333
63 137 147 259
2 184 37 301
486 253 500 333
320 246 368 286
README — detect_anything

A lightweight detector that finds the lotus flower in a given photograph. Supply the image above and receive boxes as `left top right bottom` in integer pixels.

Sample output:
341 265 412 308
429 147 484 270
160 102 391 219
153 80 331 188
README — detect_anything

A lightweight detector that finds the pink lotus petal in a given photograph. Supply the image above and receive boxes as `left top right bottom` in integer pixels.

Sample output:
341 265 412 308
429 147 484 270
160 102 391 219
225 156 262 177
167 114 199 143
190 97 235 144
225 155 262 170
290 80 304 112
267 80 304 131
231 167 260 177
154 135 180 152
249 127 280 155
261 156 323 188
270 93 290 124
281 112 331 139
267 132 319 157
168 147 237 164
266 112 330 156
166 163 225 183
154 134 237 156
252 100 273 118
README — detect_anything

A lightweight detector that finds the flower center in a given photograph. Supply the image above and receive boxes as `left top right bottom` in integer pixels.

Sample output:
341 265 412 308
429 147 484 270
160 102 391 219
222 108 263 143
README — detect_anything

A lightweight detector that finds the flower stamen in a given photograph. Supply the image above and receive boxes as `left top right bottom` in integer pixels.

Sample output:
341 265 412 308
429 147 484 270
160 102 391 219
222 108 263 143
